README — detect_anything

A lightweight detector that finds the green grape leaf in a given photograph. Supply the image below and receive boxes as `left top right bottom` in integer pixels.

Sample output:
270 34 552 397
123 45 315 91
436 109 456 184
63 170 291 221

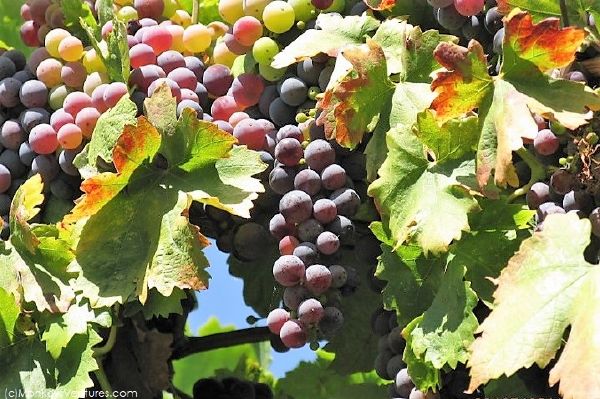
402 316 441 392
414 110 479 163
105 19 131 84
467 213 600 399
0 328 101 399
276 351 386 398
317 40 395 148
431 11 600 189
364 81 434 182
10 174 44 254
173 317 272 396
377 242 443 328
371 19 457 79
87 95 138 166
368 128 479 255
0 177 75 313
141 288 186 319
64 90 265 307
41 302 96 359
497 0 595 27
271 14 380 68
144 80 178 136
410 263 479 370
198 0 224 25
323 247 384 374
0 287 19 347
60 0 98 42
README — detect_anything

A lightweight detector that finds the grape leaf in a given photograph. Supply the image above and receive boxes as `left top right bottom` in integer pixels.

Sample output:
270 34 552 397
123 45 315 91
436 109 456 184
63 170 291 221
41 302 96 359
377 242 443 328
86 95 138 166
0 287 19 347
271 14 380 68
497 0 595 26
276 351 386 399
409 263 478 370
10 174 44 254
368 128 479 255
371 19 457 79
60 0 98 42
402 316 441 392
0 328 101 399
467 213 600 399
414 110 479 163
431 11 600 189
144 82 178 136
64 100 265 307
317 40 395 148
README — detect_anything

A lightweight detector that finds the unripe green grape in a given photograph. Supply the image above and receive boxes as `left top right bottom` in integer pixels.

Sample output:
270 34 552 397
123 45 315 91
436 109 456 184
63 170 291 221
288 0 316 22
252 37 279 65
117 6 138 21
263 1 296 33
243 0 271 19
49 85 71 110
162 0 179 18
259 63 287 81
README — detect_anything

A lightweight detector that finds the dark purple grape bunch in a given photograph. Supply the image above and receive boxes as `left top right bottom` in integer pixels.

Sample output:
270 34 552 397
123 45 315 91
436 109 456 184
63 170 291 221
266 133 361 349
193 377 273 399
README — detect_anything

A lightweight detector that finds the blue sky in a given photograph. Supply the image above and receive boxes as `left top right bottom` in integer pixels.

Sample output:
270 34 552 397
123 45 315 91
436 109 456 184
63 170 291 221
188 240 316 377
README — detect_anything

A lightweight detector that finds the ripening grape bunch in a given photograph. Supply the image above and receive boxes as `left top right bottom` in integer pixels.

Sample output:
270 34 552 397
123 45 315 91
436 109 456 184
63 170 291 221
193 376 273 399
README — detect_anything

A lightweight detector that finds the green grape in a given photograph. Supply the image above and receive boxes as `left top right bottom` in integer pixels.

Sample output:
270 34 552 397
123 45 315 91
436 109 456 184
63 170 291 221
288 0 316 22
243 0 271 19
259 63 287 81
325 0 345 12
263 1 296 33
117 6 139 21
252 37 279 65
49 85 71 110
231 54 257 77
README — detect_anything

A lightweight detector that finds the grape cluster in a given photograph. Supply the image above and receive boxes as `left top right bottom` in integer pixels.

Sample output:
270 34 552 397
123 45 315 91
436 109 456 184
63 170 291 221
19 0 73 47
193 376 273 399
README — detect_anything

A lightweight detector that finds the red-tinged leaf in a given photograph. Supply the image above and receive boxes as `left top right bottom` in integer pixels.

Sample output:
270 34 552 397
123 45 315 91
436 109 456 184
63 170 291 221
503 10 586 72
65 117 162 223
431 40 493 123
317 39 395 148
363 0 396 11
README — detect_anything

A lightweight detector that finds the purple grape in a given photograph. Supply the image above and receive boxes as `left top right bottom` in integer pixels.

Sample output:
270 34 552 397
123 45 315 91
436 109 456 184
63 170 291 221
321 164 346 191
267 308 290 334
316 231 340 255
329 265 347 288
269 213 297 239
304 139 335 172
0 78 22 108
313 198 337 224
526 182 550 210
590 208 600 237
297 218 324 242
275 137 303 166
294 168 321 195
298 298 324 324
533 129 559 156
269 166 296 195
279 190 313 224
283 285 310 310
273 255 306 287
292 242 319 266
1 120 25 150
276 125 303 142
549 169 574 195
304 264 332 295
330 188 360 216
318 306 343 335
279 320 307 348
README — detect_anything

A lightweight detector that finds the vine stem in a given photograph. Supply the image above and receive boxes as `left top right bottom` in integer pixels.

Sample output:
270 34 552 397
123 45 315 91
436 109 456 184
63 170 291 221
94 360 114 398
192 0 200 24
93 304 120 357
171 327 273 360
507 148 547 203
559 0 570 26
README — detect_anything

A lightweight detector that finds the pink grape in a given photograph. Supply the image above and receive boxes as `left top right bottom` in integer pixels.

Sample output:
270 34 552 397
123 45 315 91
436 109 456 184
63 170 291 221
211 96 242 121
273 255 305 286
180 88 199 103
233 16 263 46
75 107 101 138
57 123 83 149
533 128 560 156
61 61 87 88
157 50 185 74
0 165 11 193
103 82 129 109
267 308 290 334
129 43 157 68
167 67 197 90
203 64 233 97
224 33 251 55
454 0 484 16
142 26 173 55
304 264 332 295
50 108 75 131
101 21 113 39
228 111 249 127
91 84 109 113
233 118 268 150
279 235 299 255
275 138 303 166
29 123 58 154
298 298 324 324
63 92 92 117
231 73 265 108
279 320 307 348
129 65 166 92
20 21 40 47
